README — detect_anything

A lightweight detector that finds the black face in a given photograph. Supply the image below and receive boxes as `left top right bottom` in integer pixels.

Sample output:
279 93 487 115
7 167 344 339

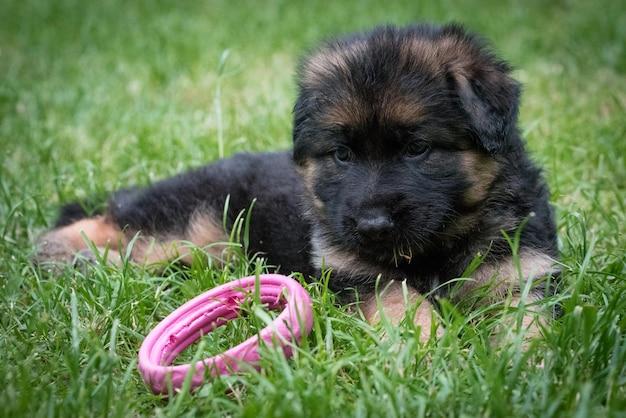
293 24 521 264
307 124 471 262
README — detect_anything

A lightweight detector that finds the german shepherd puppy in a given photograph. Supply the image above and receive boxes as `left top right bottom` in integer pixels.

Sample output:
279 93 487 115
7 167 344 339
36 24 559 341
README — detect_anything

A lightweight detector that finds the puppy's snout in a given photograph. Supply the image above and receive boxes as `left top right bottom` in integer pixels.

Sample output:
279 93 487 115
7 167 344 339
356 209 394 240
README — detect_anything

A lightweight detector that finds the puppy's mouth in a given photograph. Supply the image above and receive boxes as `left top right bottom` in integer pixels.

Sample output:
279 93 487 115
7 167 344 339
342 217 427 265
356 234 424 264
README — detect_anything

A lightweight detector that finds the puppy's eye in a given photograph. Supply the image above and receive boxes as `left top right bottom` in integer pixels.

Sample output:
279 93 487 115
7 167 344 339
404 142 429 159
334 146 353 163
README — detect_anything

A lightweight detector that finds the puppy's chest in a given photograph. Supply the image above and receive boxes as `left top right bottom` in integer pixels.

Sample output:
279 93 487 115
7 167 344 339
309 233 451 293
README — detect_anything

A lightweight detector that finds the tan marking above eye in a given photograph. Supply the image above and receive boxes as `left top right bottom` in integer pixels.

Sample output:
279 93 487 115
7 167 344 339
381 95 424 126
321 100 367 127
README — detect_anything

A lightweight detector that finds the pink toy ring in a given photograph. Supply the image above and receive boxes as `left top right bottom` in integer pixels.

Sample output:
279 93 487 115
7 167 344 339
138 274 313 394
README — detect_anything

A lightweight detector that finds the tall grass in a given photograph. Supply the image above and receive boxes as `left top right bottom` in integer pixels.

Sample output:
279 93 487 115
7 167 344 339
1 0 624 416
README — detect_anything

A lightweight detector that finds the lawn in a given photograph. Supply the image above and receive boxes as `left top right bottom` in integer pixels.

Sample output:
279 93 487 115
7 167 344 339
1 0 625 416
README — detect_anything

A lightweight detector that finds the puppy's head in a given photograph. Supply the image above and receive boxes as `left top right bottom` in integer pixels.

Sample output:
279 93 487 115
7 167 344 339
293 24 521 263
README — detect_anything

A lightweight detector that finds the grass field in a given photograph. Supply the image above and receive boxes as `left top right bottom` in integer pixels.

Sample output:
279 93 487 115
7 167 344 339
1 0 625 416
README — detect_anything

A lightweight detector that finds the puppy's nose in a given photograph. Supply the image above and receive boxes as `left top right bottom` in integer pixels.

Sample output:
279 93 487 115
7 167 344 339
356 210 394 240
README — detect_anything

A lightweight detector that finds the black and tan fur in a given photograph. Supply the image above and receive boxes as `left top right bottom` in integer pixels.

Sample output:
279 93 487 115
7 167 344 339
35 24 559 342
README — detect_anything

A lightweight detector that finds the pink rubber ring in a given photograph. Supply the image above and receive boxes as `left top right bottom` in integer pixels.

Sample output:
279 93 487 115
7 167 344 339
138 274 313 394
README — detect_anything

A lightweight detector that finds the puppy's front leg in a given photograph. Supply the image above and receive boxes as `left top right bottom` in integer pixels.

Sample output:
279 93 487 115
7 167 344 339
460 250 558 345
494 292 548 348
360 280 441 343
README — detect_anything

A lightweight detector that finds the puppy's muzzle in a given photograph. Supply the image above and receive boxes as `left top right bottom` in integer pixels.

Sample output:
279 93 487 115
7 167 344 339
355 208 395 241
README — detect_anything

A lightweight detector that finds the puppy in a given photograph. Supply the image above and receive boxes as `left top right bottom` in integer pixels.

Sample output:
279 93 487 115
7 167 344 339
36 24 559 342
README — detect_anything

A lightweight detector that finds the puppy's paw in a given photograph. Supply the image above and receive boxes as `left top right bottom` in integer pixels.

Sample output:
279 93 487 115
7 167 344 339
33 231 123 274
33 231 77 273
490 310 548 352
361 280 444 344
72 248 123 271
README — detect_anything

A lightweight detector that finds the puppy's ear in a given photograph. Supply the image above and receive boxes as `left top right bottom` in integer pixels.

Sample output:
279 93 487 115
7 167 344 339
440 25 521 154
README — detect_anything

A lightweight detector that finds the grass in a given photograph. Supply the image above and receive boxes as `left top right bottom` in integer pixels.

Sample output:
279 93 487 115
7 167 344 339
1 0 625 416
